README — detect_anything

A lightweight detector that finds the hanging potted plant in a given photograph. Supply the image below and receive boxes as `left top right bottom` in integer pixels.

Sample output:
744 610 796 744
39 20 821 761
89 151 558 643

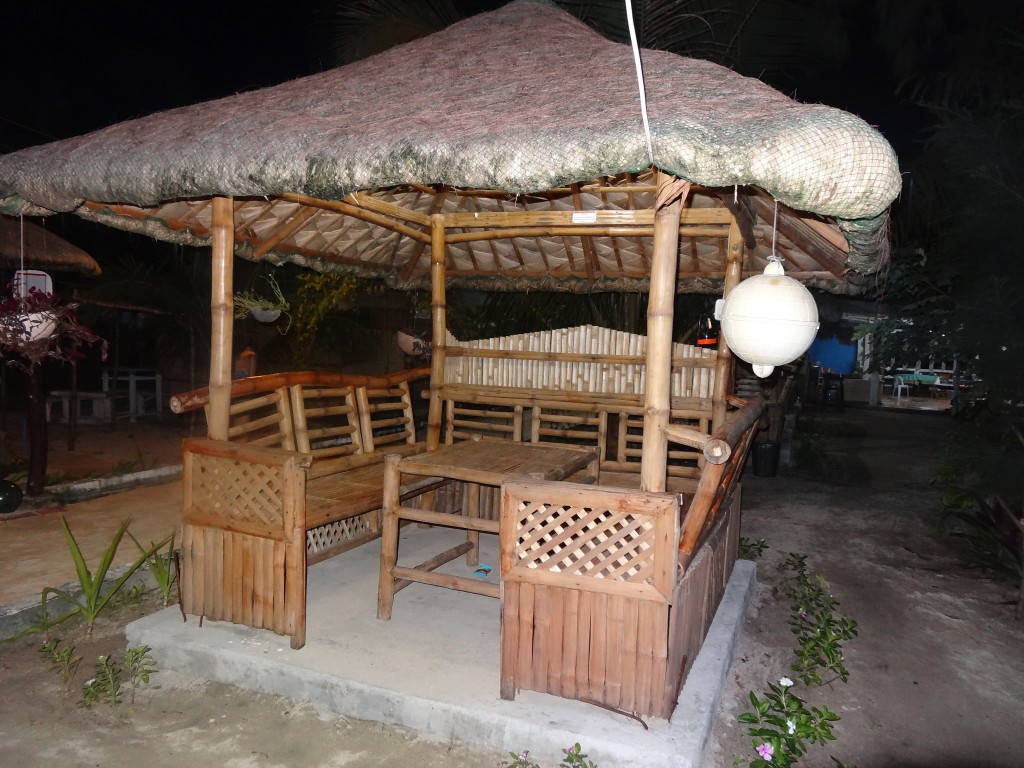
0 288 106 498
234 273 291 331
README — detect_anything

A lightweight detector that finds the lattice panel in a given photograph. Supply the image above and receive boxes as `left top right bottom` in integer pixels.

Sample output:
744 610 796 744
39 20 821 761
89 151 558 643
306 513 373 556
191 454 285 529
513 500 657 584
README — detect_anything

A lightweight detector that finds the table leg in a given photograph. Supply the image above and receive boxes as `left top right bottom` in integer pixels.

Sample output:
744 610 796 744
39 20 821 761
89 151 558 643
376 454 402 621
466 481 480 566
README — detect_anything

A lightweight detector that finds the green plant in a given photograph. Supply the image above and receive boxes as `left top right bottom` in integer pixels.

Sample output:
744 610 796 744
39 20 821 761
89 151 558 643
777 554 858 686
559 742 598 768
39 637 81 692
501 751 541 768
130 529 178 607
122 645 158 704
39 516 169 637
499 743 598 768
739 537 768 560
738 677 839 768
234 273 292 331
81 654 121 708
79 646 158 708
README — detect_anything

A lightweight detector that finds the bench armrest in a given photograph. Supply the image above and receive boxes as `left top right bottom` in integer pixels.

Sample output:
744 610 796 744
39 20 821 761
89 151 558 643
183 436 312 470
308 441 426 479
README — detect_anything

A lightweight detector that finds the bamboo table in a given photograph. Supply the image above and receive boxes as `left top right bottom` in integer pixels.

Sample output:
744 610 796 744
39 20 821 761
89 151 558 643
376 440 598 619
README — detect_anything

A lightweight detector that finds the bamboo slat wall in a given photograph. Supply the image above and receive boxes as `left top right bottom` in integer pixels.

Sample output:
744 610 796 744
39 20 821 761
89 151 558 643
667 489 742 707
444 325 716 399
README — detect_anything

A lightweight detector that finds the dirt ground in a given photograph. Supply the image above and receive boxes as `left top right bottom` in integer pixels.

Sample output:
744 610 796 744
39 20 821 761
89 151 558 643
706 407 1024 768
1 406 1022 767
0 593 509 768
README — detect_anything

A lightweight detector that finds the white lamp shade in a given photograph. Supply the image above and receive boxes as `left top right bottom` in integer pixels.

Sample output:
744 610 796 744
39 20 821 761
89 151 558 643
720 261 819 378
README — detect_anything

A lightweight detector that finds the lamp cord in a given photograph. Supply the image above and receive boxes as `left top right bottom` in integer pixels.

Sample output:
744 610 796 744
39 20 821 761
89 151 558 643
625 1 655 166
770 199 781 263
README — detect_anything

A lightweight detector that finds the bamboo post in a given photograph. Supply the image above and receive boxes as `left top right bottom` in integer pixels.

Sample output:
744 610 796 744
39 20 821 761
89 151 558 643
208 196 235 441
712 214 744 431
426 214 447 449
641 173 685 492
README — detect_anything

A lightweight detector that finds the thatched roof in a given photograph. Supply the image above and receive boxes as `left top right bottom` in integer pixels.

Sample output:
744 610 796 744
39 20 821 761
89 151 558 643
0 0 899 294
0 215 100 275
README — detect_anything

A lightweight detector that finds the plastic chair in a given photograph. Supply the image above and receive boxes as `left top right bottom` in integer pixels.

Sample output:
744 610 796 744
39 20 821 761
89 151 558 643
893 376 910 399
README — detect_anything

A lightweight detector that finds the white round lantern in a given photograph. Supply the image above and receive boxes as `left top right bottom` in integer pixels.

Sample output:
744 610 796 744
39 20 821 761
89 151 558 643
719 260 819 378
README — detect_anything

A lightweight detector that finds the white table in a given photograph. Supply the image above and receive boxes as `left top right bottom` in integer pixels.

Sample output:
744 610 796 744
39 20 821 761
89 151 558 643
102 368 163 422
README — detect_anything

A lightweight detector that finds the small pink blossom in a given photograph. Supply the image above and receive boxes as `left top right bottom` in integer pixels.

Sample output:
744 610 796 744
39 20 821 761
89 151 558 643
756 742 774 761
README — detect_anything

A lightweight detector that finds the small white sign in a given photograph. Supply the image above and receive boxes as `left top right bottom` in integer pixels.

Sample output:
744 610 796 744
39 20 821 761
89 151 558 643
571 211 597 224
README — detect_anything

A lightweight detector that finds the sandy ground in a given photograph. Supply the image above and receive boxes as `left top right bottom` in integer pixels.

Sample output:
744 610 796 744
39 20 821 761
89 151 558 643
1 406 1022 767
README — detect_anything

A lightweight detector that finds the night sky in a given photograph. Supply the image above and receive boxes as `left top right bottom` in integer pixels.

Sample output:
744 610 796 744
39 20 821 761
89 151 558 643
3 1 922 158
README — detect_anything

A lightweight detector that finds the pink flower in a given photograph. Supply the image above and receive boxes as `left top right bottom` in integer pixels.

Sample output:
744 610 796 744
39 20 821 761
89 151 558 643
756 742 774 761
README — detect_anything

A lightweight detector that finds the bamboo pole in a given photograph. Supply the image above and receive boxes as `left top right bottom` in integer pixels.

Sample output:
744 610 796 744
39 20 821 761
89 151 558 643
208 196 235 441
641 174 686 492
426 214 447 449
712 215 744 431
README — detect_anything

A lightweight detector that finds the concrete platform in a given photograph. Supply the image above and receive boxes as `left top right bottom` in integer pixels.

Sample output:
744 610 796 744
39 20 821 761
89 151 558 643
128 526 756 768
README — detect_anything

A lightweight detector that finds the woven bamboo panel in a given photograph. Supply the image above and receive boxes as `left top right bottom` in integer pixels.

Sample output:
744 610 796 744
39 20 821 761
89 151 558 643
187 453 286 536
444 325 715 398
514 500 658 585
306 513 375 564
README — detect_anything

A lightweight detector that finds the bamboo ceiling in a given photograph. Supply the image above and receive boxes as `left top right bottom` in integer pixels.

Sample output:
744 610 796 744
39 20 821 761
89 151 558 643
0 0 901 295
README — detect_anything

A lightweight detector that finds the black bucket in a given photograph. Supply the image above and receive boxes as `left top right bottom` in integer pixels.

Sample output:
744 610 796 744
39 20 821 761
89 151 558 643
751 440 780 477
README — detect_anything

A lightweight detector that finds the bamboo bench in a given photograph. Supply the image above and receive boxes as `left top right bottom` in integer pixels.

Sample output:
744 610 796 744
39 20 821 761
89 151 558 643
171 368 443 649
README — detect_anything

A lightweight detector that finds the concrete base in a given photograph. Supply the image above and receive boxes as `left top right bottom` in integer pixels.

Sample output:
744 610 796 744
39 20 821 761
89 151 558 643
127 528 756 768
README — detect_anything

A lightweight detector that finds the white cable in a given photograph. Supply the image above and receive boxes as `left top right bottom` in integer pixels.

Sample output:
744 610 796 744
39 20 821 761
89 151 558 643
770 199 780 262
625 1 655 166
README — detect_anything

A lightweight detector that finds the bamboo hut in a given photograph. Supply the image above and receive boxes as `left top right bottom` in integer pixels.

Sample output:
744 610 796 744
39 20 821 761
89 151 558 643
0 0 899 719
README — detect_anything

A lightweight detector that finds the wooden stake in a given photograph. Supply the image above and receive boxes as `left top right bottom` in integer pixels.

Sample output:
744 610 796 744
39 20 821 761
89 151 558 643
208 196 234 441
641 174 686 492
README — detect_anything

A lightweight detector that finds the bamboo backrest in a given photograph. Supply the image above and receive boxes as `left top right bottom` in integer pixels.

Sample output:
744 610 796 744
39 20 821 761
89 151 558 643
444 398 523 444
356 381 418 450
530 405 607 457
216 387 297 450
288 384 364 460
610 407 712 479
173 368 430 457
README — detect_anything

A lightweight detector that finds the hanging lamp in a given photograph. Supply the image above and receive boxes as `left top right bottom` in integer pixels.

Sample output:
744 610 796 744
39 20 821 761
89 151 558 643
716 202 819 377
